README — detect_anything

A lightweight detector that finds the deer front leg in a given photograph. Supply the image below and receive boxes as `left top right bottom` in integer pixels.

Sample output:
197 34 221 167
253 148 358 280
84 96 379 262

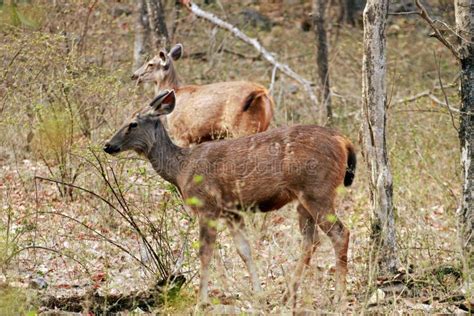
198 216 217 305
226 215 262 293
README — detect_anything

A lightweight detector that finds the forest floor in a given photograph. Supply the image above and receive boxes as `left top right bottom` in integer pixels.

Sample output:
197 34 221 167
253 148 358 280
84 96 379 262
0 0 469 314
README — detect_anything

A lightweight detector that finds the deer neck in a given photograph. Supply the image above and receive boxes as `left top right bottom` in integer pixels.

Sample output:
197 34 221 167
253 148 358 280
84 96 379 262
146 120 189 187
154 70 181 94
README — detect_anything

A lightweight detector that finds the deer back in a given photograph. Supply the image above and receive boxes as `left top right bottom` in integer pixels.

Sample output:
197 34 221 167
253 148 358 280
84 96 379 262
176 125 350 211
169 81 273 145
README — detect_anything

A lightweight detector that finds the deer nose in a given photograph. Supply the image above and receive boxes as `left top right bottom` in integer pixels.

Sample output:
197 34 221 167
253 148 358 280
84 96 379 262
103 143 120 154
131 74 138 80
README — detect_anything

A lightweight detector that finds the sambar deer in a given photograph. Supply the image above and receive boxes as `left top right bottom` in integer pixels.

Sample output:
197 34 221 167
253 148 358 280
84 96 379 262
131 44 274 146
104 90 356 306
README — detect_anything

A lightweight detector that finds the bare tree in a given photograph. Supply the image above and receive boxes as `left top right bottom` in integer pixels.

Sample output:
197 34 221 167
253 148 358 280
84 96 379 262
169 0 182 43
313 0 332 124
339 0 356 26
145 0 169 49
361 0 398 274
133 0 151 71
455 0 473 298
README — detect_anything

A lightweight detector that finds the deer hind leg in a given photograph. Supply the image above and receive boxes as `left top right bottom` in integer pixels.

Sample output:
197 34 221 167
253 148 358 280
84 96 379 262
301 196 349 304
225 214 262 293
198 216 218 305
283 204 320 305
318 212 349 303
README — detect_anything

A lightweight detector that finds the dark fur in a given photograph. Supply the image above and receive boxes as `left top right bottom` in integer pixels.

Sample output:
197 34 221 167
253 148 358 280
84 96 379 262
344 144 357 186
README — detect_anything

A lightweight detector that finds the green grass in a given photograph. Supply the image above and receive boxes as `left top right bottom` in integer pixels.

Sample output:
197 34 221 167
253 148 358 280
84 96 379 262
0 287 37 316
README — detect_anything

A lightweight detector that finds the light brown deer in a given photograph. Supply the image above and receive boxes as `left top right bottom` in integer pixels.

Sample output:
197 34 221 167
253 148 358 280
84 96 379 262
104 90 356 306
131 44 274 146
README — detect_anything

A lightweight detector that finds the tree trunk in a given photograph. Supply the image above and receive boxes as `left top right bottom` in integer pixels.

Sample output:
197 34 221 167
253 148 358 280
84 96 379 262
361 0 398 274
345 0 356 25
169 0 181 43
313 0 332 124
455 0 473 298
145 0 169 50
133 0 151 71
339 0 357 25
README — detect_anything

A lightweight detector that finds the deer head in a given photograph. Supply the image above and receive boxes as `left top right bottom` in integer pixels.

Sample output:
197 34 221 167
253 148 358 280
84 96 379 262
103 90 176 156
131 44 183 89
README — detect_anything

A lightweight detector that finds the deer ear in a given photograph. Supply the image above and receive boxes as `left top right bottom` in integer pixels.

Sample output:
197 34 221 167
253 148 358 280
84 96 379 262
150 90 176 115
169 44 183 61
159 50 167 63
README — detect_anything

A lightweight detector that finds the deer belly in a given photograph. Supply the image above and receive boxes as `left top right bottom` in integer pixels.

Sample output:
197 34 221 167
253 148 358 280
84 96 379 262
256 191 294 212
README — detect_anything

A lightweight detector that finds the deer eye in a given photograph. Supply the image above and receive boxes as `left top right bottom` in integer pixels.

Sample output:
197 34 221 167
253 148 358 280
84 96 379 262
129 122 138 129
146 63 155 69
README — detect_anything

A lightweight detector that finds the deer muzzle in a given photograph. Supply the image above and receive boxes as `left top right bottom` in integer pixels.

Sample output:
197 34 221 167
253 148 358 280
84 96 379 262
103 143 121 155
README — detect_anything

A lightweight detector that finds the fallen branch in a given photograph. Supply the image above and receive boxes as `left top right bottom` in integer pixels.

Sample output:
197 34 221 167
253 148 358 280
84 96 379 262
221 47 261 60
40 275 185 313
415 0 460 60
181 0 318 111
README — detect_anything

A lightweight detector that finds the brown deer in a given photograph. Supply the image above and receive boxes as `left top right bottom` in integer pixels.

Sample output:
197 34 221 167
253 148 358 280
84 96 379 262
104 90 356 306
131 44 274 146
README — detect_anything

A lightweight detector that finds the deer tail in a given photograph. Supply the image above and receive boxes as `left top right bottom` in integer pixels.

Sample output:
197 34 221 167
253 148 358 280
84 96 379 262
344 141 357 187
242 89 274 131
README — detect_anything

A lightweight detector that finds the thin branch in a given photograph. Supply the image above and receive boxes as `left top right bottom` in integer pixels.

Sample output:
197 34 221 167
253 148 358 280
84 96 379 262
434 52 458 131
34 176 133 227
180 0 319 113
268 64 278 96
393 89 460 113
89 151 169 277
220 47 260 61
37 210 152 273
6 246 89 275
78 0 99 53
415 0 460 60
394 90 430 104
388 11 419 16
433 19 472 45
1 46 23 83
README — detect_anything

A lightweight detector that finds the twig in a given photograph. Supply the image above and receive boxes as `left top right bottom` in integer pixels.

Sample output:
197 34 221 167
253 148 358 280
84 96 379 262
1 46 23 83
220 47 260 60
434 52 458 131
415 0 460 60
180 0 319 112
6 246 90 275
78 0 99 53
37 210 152 273
89 150 169 277
268 64 278 96
170 0 181 42
394 90 460 112
394 90 430 104
393 108 452 114
434 19 470 44
388 11 419 16
34 176 134 227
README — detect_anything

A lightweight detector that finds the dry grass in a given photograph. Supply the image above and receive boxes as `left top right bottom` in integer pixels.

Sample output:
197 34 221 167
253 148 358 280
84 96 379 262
0 0 464 314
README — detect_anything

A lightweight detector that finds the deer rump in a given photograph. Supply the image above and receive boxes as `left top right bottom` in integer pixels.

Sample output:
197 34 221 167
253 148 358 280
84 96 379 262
178 125 356 213
167 81 273 146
